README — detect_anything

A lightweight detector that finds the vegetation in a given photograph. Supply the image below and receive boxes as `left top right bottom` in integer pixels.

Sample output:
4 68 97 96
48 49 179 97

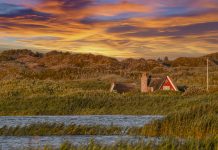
1 96 217 139
0 49 217 82
129 99 218 139
0 79 217 116
31 138 218 150
0 123 122 136
0 50 218 149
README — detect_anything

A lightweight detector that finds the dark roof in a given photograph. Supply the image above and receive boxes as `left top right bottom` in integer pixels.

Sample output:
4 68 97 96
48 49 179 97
148 76 166 91
110 82 136 93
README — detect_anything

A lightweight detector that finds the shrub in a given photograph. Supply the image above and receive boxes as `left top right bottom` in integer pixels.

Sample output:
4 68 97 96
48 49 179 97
183 87 207 96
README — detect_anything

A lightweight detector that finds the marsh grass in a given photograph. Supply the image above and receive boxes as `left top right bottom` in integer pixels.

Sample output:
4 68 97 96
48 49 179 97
0 79 217 146
0 79 217 115
128 100 218 139
0 123 123 136
0 91 186 115
31 138 218 150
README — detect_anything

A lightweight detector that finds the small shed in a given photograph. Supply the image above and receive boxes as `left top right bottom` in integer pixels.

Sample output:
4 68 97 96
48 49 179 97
110 82 136 93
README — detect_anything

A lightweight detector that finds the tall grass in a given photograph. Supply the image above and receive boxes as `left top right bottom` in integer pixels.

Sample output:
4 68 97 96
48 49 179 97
33 138 218 150
128 99 218 139
0 123 122 136
0 79 217 144
0 80 217 115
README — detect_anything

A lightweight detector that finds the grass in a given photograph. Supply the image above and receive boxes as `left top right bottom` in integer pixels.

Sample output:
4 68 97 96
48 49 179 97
1 99 217 138
128 100 218 139
0 123 123 136
0 50 218 149
0 79 217 116
0 122 217 149
0 91 183 115
0 79 217 149
31 138 218 150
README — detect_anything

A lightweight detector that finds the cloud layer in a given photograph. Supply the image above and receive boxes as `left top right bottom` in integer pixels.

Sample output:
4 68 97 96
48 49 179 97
0 0 218 58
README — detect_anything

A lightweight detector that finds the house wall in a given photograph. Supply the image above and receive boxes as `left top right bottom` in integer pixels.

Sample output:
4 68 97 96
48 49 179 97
160 78 176 91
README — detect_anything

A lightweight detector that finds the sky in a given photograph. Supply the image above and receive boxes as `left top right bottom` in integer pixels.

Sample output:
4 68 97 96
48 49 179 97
0 0 218 59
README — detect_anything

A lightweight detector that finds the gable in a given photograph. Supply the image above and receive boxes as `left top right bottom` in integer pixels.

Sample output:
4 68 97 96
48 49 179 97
159 76 178 91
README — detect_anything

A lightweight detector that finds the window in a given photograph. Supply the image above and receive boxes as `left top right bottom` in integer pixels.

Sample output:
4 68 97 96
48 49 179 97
163 86 170 90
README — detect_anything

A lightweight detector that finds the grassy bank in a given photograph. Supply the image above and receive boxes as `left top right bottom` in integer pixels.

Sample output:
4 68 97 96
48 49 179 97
0 91 183 115
128 99 218 139
0 79 217 116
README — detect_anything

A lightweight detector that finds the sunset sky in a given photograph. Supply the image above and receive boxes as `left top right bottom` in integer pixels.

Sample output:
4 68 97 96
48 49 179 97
0 0 218 59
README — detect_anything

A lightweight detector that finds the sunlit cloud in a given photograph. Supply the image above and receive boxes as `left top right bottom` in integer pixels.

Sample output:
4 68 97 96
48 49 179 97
0 0 217 59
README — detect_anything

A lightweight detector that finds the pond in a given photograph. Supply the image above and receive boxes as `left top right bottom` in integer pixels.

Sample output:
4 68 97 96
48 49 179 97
0 135 160 150
0 115 163 150
0 115 163 128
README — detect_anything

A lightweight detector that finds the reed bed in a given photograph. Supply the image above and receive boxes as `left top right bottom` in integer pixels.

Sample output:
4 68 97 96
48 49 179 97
30 138 218 150
0 79 217 116
0 123 122 136
128 100 218 139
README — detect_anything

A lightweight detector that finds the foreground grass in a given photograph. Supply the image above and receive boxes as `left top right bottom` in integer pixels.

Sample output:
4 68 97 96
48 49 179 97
129 100 218 139
2 99 217 138
0 79 217 146
1 123 217 150
32 138 218 150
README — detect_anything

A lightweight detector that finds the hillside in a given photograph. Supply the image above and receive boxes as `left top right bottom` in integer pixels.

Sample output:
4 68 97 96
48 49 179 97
0 49 217 81
170 52 218 67
0 49 161 80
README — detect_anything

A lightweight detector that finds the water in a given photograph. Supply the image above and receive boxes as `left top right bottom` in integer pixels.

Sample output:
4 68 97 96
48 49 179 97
0 136 159 150
0 115 163 128
0 115 163 149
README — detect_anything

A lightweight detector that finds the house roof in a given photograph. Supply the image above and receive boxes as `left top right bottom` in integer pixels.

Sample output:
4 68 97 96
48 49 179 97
166 76 178 91
148 77 165 91
148 76 178 91
110 82 136 93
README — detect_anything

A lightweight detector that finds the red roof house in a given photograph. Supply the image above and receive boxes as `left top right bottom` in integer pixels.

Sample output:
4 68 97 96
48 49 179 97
141 72 178 93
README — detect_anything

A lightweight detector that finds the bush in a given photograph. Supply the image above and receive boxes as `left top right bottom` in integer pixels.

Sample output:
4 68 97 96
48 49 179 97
183 87 207 96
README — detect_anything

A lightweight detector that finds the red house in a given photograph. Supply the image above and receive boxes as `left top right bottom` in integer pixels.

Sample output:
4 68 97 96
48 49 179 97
141 72 178 93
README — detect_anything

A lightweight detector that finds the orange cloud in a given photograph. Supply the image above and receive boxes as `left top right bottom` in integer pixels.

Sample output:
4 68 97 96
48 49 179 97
0 0 218 58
